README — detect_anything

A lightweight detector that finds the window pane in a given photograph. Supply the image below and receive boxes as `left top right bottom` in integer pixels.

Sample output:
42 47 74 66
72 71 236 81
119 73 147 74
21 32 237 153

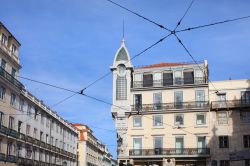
217 112 228 124
116 76 127 100
175 114 184 125
153 93 162 110
133 117 142 127
153 115 163 126
154 137 163 148
197 114 206 125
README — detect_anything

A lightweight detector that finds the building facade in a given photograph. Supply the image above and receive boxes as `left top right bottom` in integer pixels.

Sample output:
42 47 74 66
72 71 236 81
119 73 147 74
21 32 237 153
111 39 210 166
111 39 250 166
73 124 116 166
209 80 250 166
0 22 78 166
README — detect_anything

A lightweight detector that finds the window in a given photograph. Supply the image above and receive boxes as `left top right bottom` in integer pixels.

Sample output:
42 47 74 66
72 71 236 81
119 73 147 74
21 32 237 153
219 136 229 148
1 59 6 69
26 124 30 135
0 86 5 100
216 93 226 108
241 91 250 104
243 135 250 148
27 105 31 116
163 72 173 86
183 70 194 84
33 128 37 138
40 131 43 141
197 136 206 153
174 91 183 108
241 111 250 123
46 117 50 127
11 68 16 77
10 93 16 106
175 114 184 126
154 136 163 149
116 76 127 100
18 121 22 133
51 121 54 130
153 72 162 86
153 92 162 110
133 137 142 155
46 134 49 143
175 137 184 154
55 139 58 147
133 73 142 87
11 44 16 53
9 116 14 129
153 115 163 126
51 137 54 145
134 94 142 112
220 160 229 166
174 70 182 85
196 90 205 107
195 70 204 84
1 33 7 45
19 99 24 111
133 116 142 127
196 113 206 125
217 112 228 124
143 73 153 87
0 112 4 126
56 123 59 133
7 142 12 156
34 108 38 120
41 114 44 124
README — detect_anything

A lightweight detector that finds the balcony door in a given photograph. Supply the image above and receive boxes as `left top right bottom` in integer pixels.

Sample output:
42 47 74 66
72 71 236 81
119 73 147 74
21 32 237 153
154 136 163 155
175 137 184 154
197 136 206 154
174 91 183 108
153 92 162 110
134 94 142 112
133 137 142 155
217 93 226 108
196 90 205 107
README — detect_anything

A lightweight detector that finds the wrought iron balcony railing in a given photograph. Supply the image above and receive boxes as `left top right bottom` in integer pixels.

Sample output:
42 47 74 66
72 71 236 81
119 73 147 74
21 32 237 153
6 155 16 163
129 148 210 156
131 101 209 112
0 67 24 90
211 100 250 109
0 153 6 161
0 125 8 135
133 77 206 88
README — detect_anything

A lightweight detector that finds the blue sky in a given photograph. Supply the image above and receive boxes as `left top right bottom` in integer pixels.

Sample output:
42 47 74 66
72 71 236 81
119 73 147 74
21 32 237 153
0 0 250 158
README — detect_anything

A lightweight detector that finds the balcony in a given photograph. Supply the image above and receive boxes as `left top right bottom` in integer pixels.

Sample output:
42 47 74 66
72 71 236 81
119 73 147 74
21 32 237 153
129 148 210 157
0 67 24 90
131 101 209 112
0 125 8 135
211 100 250 110
0 153 6 161
6 155 16 163
26 135 33 143
17 133 26 141
133 77 206 88
8 128 18 138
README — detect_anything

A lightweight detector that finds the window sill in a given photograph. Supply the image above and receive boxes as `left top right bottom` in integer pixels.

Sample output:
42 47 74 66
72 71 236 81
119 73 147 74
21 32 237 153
194 125 208 128
132 127 144 130
152 126 164 129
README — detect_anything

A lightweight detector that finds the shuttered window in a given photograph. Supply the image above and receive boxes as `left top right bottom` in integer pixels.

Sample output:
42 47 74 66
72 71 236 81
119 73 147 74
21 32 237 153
116 76 127 100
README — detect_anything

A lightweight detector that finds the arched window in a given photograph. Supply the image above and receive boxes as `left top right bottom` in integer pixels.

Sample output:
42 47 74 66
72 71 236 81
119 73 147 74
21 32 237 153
116 76 127 100
116 48 128 61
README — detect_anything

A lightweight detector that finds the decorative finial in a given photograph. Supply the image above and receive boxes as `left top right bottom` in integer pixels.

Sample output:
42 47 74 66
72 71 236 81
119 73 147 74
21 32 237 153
122 19 125 44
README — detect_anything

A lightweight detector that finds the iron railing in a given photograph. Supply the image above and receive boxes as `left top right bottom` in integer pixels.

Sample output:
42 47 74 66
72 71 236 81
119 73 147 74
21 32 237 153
0 153 5 161
129 148 210 156
6 155 16 163
131 101 209 112
211 100 250 109
0 66 24 90
133 77 206 88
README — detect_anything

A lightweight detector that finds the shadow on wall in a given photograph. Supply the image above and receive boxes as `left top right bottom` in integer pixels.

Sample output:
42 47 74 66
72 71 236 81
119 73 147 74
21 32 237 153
208 79 250 166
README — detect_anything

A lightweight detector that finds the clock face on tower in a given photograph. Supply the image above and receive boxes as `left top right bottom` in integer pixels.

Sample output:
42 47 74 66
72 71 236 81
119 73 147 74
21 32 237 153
117 64 126 76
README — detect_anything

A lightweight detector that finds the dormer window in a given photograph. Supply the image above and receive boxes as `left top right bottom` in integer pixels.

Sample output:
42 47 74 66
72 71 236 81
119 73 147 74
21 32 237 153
174 71 182 85
183 69 194 84
1 33 7 45
11 44 16 54
143 73 153 87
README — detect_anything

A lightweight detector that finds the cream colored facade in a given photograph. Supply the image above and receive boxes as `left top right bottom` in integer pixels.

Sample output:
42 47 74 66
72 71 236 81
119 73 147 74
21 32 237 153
73 124 115 166
111 39 250 166
209 80 250 166
0 22 78 166
111 39 210 166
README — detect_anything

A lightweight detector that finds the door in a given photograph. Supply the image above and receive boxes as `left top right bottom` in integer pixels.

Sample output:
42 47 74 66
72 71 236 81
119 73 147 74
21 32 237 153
197 136 206 154
134 94 142 112
133 137 142 155
175 91 183 108
153 92 162 110
175 137 184 154
196 90 205 107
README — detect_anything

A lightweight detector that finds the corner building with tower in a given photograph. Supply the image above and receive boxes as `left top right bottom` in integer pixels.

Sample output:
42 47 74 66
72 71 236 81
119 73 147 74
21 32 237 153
111 38 250 166
111 38 210 166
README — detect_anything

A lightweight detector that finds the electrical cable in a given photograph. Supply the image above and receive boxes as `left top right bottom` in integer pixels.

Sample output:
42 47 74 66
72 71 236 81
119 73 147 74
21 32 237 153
176 15 250 33
105 0 172 32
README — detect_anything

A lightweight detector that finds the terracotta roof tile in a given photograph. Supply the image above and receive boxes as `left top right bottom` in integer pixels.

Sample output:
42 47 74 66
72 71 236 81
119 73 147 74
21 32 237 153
139 62 193 69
